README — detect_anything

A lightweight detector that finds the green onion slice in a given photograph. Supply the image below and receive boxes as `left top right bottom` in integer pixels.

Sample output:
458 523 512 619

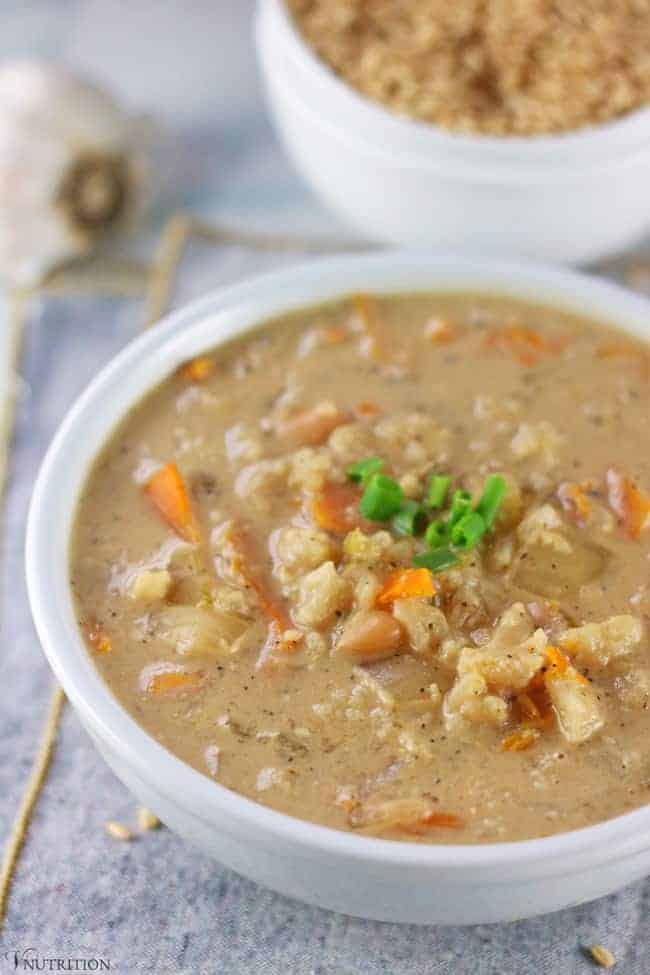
476 474 508 531
413 547 460 573
392 500 427 536
449 489 473 525
425 519 448 548
347 457 384 485
450 511 486 550
426 474 451 509
360 474 404 521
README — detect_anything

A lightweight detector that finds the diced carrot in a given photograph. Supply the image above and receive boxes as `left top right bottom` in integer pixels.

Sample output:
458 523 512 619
501 727 540 752
402 812 464 833
606 467 650 539
86 620 112 654
144 463 200 544
352 293 410 372
597 342 650 381
515 685 554 728
276 404 349 446
178 355 216 383
140 664 204 695
545 645 570 677
312 481 364 534
485 326 568 368
375 568 437 608
557 481 593 525
423 317 456 344
228 522 294 635
545 645 589 685
354 401 382 418
320 326 349 345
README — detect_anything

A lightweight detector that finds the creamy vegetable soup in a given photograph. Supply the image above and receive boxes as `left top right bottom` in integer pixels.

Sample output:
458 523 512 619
71 292 650 843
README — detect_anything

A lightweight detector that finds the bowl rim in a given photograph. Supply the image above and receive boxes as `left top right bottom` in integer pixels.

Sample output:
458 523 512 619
26 250 650 871
258 0 650 171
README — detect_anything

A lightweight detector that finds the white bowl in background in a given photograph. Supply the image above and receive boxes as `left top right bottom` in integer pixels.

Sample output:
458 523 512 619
26 253 650 925
255 0 650 264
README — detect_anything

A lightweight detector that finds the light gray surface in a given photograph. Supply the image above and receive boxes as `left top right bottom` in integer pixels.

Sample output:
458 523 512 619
1 4 650 973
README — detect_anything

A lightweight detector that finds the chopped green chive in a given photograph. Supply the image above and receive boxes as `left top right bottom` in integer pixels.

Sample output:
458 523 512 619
360 474 404 521
425 519 448 548
450 511 486 550
476 474 508 531
347 457 384 485
392 500 427 536
413 547 460 573
449 489 473 525
426 474 451 509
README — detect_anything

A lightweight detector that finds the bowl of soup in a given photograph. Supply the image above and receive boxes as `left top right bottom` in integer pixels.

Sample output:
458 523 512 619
26 253 650 924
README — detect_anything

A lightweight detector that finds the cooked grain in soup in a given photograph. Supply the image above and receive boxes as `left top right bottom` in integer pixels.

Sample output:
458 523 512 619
71 292 650 843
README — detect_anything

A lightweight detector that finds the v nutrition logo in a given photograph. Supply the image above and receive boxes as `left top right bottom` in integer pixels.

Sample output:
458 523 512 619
3 949 111 972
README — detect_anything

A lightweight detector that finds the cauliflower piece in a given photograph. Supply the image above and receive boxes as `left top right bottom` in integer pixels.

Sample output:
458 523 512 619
235 458 288 505
615 667 650 709
328 422 376 465
517 504 572 554
392 597 448 655
399 471 424 499
443 672 509 728
130 568 172 603
293 561 352 628
224 422 263 465
546 674 603 744
343 528 394 564
351 569 382 609
560 615 643 669
456 603 547 691
273 525 335 582
510 421 563 467
374 412 450 466
287 447 332 493
156 604 261 658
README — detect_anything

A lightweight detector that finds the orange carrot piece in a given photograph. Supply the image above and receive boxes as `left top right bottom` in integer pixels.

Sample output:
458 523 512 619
545 645 589 685
375 568 437 608
179 355 216 383
557 481 593 525
423 317 456 344
276 404 349 447
86 620 112 654
140 664 204 695
354 401 382 419
402 812 464 833
606 467 650 539
485 326 568 368
502 728 540 752
597 341 637 359
320 326 349 345
352 293 405 368
144 463 200 543
312 481 364 534
545 645 570 677
229 523 294 635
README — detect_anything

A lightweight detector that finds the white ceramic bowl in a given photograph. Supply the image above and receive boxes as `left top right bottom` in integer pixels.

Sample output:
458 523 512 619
27 253 650 925
256 0 650 264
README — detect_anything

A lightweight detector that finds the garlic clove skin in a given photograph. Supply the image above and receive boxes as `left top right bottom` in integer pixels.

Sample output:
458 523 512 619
0 61 162 286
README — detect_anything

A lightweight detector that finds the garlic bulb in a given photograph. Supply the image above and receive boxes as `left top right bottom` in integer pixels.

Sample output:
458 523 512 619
0 61 165 285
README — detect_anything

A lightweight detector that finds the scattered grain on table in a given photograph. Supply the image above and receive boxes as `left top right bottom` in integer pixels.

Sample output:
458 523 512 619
588 944 616 969
105 820 133 842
